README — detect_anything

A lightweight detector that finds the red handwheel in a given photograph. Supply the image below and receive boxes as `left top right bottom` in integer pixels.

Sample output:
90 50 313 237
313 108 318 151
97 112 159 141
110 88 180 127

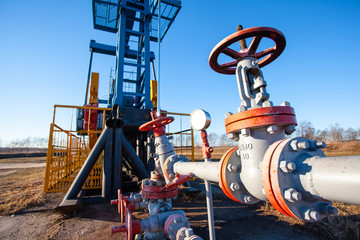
139 117 174 132
209 27 286 74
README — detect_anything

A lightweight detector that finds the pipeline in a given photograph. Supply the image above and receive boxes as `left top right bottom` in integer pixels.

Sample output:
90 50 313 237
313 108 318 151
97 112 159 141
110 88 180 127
110 25 360 239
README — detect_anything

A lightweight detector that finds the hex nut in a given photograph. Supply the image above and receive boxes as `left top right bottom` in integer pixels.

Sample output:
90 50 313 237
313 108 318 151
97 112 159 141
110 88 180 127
281 101 291 107
240 128 251 136
279 161 296 173
225 112 233 118
243 195 253 203
238 105 247 112
262 101 273 107
290 140 309 151
227 164 237 172
285 124 296 135
229 182 240 191
267 125 278 134
284 188 302 202
304 209 321 221
297 141 310 150
228 132 239 141
315 141 326 149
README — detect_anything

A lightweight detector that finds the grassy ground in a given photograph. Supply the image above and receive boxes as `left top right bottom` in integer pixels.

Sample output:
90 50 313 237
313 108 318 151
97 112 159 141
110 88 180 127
0 167 45 215
0 142 359 239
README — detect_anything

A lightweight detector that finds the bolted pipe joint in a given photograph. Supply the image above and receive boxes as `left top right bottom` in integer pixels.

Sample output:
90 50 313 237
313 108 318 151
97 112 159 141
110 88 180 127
260 137 358 222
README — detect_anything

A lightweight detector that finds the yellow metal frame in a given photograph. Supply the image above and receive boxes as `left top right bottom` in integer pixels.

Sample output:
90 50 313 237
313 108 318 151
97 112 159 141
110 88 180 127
44 105 111 193
44 106 195 193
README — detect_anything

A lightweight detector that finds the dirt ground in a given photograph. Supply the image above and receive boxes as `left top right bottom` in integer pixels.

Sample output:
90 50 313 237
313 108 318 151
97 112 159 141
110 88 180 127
0 179 320 240
1 143 360 240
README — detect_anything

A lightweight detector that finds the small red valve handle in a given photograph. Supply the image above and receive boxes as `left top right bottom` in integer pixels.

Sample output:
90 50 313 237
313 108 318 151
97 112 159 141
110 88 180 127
139 116 174 137
201 130 213 159
162 173 192 190
139 117 174 131
209 26 286 74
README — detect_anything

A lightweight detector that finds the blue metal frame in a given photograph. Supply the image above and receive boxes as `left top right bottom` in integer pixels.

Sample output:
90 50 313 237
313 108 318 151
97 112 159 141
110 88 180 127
90 0 181 109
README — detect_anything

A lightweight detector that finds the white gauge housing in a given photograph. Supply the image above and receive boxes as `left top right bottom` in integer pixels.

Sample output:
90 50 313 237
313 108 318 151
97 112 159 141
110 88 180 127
190 109 211 131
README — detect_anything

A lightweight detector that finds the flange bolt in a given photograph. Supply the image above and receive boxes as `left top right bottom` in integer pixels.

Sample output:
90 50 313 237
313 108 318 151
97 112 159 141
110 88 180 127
290 140 309 151
230 182 240 191
279 161 296 173
284 188 302 202
304 209 321 221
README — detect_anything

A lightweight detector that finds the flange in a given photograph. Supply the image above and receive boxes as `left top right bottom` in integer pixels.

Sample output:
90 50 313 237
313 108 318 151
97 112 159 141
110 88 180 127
262 137 334 221
224 106 296 134
163 155 189 180
218 147 259 204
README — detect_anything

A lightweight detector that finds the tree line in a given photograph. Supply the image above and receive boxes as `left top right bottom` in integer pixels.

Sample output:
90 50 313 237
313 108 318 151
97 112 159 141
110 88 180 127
296 121 360 142
171 121 360 147
0 137 48 149
1 121 358 150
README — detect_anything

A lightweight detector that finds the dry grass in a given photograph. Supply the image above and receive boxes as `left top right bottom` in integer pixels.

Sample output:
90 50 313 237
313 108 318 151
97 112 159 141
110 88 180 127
323 141 360 157
0 156 46 164
175 146 233 161
0 141 359 238
257 202 360 239
0 167 45 215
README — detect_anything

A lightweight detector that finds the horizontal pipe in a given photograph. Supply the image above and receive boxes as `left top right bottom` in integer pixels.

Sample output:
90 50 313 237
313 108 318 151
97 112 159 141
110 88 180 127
301 155 360 205
173 161 219 183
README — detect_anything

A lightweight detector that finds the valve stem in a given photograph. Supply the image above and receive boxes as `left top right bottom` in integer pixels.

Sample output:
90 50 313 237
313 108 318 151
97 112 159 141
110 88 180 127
236 25 248 50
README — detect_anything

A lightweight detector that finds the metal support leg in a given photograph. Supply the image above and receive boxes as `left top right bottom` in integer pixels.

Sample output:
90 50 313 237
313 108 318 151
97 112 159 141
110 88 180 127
113 127 123 196
204 158 216 240
102 127 114 200
62 127 110 200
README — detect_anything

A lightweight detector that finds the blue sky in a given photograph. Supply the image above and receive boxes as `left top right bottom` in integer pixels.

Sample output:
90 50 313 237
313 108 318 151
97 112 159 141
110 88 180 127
0 0 359 144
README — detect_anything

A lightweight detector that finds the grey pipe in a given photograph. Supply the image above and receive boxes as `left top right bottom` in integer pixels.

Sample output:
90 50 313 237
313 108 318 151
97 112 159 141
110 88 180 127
300 155 360 205
173 161 219 183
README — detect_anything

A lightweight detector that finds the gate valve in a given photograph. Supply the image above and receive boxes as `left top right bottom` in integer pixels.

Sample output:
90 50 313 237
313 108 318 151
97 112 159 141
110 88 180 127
162 173 192 190
139 111 174 137
111 209 141 240
209 26 286 74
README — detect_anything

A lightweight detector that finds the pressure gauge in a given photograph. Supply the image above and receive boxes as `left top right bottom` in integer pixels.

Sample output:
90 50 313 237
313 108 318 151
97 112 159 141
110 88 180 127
190 109 211 131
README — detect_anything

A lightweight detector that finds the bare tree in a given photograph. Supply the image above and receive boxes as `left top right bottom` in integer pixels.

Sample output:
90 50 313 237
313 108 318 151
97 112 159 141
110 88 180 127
297 121 315 139
208 133 220 147
219 134 236 146
345 127 358 141
314 129 330 142
330 124 344 142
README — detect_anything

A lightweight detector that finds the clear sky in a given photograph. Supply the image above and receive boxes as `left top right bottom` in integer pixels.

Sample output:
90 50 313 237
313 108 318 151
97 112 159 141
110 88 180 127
0 0 359 144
